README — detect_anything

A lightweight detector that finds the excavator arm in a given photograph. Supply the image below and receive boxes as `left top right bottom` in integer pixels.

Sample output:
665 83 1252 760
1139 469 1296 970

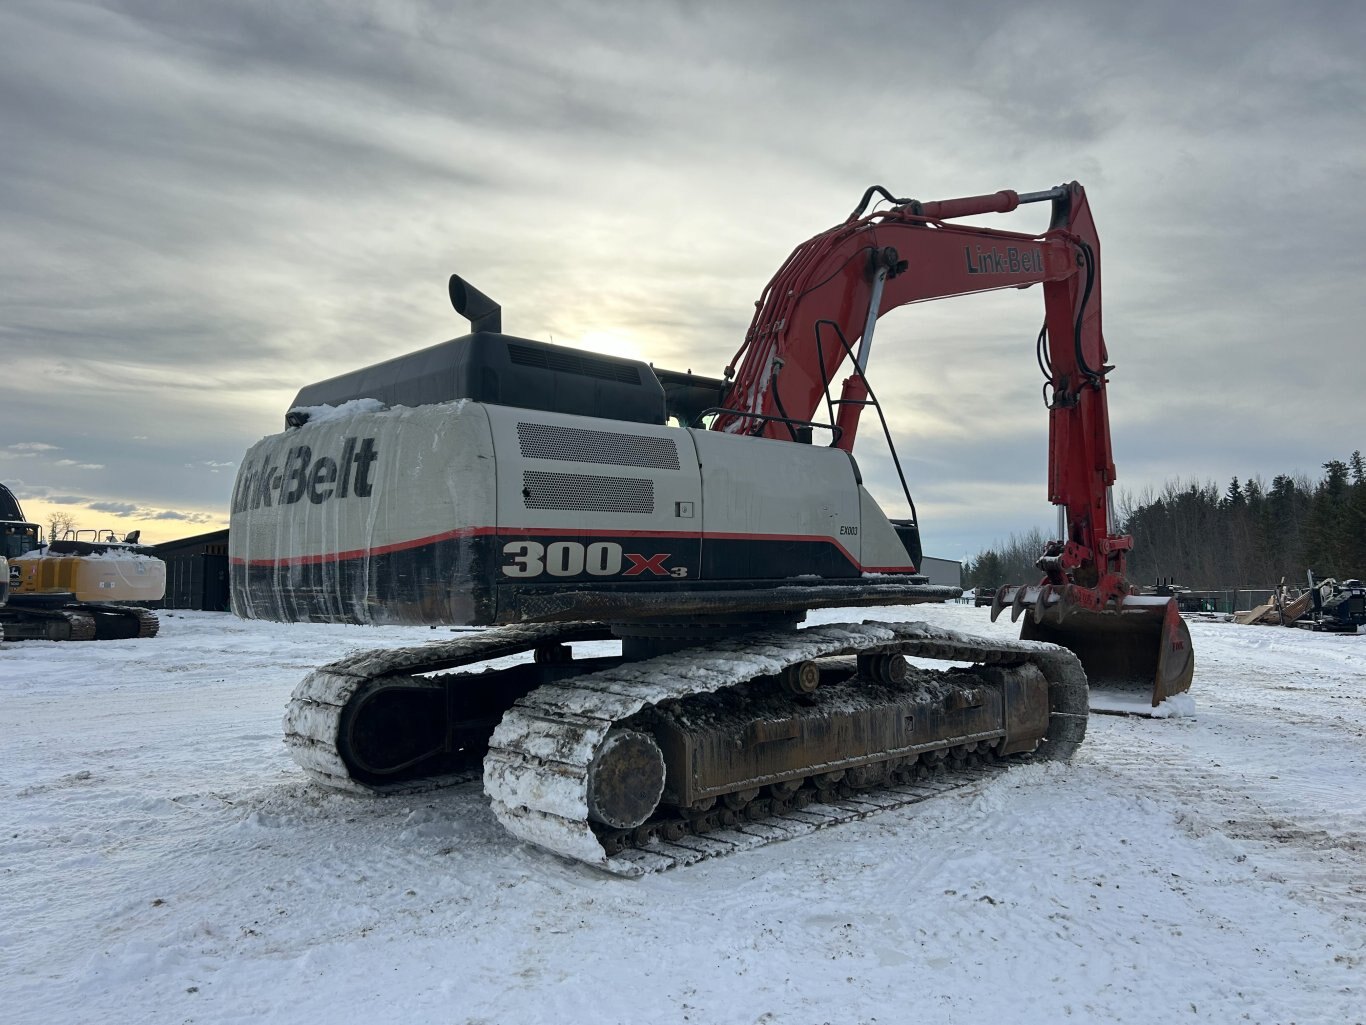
717 183 1124 582
716 183 1192 707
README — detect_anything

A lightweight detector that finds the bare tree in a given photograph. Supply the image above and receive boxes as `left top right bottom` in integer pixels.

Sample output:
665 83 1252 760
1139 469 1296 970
45 511 76 544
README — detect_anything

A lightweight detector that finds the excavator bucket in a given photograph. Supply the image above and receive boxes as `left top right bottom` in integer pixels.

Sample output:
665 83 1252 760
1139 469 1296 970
992 587 1193 714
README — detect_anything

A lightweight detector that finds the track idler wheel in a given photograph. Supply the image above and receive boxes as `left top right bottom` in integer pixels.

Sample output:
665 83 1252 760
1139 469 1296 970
585 730 666 830
340 677 449 779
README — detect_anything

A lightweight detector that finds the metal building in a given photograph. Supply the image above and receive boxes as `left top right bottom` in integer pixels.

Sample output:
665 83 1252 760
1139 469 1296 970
918 556 963 589
152 529 230 611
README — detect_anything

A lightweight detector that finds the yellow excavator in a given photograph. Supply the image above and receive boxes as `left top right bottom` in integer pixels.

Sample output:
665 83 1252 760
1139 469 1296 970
0 483 162 641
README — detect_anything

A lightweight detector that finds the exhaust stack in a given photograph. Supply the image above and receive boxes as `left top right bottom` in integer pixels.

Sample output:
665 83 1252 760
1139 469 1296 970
448 275 501 334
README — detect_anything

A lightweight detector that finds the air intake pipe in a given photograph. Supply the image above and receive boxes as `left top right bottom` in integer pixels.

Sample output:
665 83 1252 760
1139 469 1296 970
448 275 501 334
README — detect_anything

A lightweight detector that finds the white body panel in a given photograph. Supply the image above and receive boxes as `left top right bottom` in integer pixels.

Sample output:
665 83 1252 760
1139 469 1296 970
229 400 497 563
230 399 921 624
858 486 917 573
688 428 862 562
484 404 702 536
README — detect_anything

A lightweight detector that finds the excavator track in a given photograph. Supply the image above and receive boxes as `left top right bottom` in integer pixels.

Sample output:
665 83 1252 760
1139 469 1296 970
0 603 155 642
285 620 1086 874
283 623 617 794
0 606 98 642
62 609 99 641
586 761 1011 875
80 604 159 640
485 622 1086 874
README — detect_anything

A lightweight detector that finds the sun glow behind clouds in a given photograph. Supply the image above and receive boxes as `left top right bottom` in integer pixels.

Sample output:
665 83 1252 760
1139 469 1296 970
564 329 649 364
16 497 224 546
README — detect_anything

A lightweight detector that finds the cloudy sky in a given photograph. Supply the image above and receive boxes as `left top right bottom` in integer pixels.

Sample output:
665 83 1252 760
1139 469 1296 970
2 0 1363 563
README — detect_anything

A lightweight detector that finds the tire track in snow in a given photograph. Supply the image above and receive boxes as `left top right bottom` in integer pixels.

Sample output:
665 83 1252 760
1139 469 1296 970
1082 711 1366 917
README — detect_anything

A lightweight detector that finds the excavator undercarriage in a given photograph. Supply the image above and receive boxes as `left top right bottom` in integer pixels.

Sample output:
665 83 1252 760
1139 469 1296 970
0 592 159 642
285 618 1086 874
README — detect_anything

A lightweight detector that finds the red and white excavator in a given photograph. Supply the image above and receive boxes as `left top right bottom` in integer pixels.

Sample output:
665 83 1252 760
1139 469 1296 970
231 182 1192 873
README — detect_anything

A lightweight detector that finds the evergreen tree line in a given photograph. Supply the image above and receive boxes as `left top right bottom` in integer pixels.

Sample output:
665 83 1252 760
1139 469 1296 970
963 453 1366 591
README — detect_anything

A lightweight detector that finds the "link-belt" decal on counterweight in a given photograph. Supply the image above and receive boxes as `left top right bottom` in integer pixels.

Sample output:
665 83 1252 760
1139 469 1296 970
233 437 379 513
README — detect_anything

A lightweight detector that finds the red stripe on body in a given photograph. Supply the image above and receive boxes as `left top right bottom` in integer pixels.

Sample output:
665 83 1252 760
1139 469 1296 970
231 526 496 568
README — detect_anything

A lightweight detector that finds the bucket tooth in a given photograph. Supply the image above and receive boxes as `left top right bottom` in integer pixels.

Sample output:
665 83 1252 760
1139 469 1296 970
1032 584 1054 624
989 585 1009 623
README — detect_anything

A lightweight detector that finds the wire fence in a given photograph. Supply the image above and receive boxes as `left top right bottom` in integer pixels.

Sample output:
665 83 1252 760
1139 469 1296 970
958 588 1288 614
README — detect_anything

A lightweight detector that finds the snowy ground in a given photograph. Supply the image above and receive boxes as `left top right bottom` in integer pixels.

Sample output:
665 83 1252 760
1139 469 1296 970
2 604 1363 1025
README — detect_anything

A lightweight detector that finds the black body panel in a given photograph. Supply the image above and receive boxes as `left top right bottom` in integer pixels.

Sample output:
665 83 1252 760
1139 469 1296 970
231 533 497 626
700 537 859 580
289 333 667 427
231 532 942 627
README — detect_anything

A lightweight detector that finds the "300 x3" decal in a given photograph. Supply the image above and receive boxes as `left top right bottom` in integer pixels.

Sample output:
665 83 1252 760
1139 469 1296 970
501 540 688 579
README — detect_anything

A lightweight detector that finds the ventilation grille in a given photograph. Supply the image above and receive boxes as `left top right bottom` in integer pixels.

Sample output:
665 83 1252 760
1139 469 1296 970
508 343 641 384
517 422 680 469
522 471 654 514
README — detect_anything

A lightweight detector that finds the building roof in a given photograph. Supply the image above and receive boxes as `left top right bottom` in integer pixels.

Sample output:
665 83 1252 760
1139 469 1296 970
153 528 229 554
